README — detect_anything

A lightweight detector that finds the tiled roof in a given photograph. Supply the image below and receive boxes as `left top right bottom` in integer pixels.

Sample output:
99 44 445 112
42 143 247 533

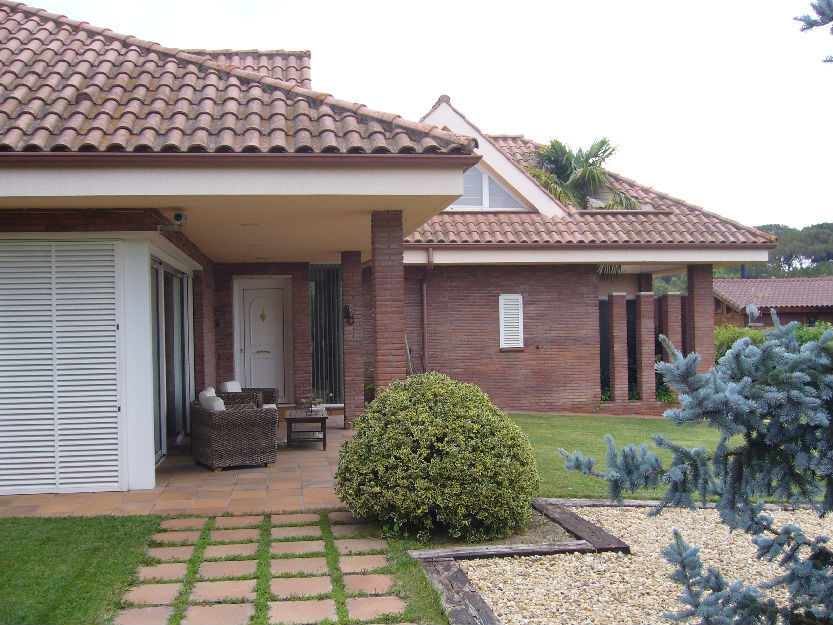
182 50 311 88
0 1 475 154
406 131 775 248
714 278 833 310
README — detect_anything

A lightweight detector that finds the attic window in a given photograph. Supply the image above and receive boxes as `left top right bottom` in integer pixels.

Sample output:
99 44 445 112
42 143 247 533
448 166 525 211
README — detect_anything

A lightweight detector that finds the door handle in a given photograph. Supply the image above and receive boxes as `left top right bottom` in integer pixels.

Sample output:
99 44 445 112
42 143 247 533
255 350 271 354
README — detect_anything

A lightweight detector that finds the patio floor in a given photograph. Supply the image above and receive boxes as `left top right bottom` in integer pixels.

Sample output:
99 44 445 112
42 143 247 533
0 416 354 517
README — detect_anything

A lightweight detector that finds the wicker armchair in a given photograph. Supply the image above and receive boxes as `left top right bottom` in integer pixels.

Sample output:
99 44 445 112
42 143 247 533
190 401 279 470
216 387 279 409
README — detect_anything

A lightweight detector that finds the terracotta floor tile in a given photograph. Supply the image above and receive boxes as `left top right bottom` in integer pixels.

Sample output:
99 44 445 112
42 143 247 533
343 573 393 595
213 515 263 528
152 500 195 514
152 530 201 544
230 489 268 500
147 546 194 561
270 576 332 599
0 505 42 517
6 493 55 505
190 579 256 602
271 526 321 539
346 596 406 620
189 498 231 508
334 538 387 554
330 524 373 537
270 540 325 555
198 559 257 579
227 502 266 514
268 599 336 624
265 498 303 513
123 582 181 605
160 517 207 530
114 606 171 625
137 563 188 581
189 504 230 516
270 557 328 576
328 510 361 523
271 513 319 525
112 503 156 516
182 603 254 625
339 555 388 574
203 542 259 558
210 528 260 542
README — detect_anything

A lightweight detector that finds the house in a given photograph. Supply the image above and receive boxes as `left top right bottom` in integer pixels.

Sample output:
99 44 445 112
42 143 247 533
0 1 773 495
714 277 833 327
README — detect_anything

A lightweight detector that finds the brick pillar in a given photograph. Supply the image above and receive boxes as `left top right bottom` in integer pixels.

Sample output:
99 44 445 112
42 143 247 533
686 264 715 372
341 251 364 427
293 263 312 402
608 292 628 401
192 265 216 390
635 292 656 402
659 292 683 361
371 210 407 389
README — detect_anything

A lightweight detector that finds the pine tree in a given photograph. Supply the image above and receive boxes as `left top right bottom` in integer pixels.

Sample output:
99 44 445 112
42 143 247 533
562 312 833 623
796 0 833 62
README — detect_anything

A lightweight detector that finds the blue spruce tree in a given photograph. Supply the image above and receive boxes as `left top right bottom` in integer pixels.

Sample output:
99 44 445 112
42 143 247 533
562 312 832 624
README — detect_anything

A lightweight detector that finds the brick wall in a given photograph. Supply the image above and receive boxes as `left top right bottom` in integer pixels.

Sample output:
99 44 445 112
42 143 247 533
658 292 683 360
192 265 216 389
404 264 602 413
341 252 364 426
686 264 715 372
635 292 656 401
212 263 312 402
607 292 628 402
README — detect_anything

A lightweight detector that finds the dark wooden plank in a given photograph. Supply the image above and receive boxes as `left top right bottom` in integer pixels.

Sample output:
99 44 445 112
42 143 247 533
418 557 501 625
409 540 595 560
533 500 630 553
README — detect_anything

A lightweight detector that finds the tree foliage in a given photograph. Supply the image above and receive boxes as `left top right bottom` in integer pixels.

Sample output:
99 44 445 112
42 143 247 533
796 0 833 62
561 312 833 624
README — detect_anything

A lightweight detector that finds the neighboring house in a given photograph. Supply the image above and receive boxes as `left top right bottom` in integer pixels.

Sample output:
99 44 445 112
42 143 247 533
0 2 773 495
714 278 833 327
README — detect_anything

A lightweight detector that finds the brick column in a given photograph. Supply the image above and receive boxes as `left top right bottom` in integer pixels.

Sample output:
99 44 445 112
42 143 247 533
371 210 407 389
608 292 628 401
192 265 216 390
635 292 656 402
659 292 683 360
341 251 364 427
293 263 312 402
686 264 715 372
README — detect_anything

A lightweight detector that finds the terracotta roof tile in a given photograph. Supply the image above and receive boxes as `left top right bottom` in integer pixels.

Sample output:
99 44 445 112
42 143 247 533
0 1 474 154
406 132 775 249
714 278 833 310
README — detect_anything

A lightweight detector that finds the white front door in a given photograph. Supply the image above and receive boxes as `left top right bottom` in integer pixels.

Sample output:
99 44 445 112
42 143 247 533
243 288 284 389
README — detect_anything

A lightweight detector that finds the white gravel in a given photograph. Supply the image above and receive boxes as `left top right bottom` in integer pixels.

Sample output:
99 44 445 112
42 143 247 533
460 506 833 625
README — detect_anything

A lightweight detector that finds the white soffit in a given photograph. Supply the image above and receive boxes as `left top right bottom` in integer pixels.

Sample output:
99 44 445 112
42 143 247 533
422 101 565 218
403 248 771 265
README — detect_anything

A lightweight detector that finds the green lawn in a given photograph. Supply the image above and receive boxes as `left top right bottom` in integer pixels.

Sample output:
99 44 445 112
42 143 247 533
511 413 723 500
0 515 159 625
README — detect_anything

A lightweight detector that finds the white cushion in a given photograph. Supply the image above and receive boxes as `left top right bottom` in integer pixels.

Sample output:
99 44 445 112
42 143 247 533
262 403 278 411
219 380 242 393
199 395 225 411
198 387 216 403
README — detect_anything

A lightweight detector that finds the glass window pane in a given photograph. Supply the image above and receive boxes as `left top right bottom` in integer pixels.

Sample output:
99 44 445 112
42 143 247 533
450 167 484 207
488 175 522 208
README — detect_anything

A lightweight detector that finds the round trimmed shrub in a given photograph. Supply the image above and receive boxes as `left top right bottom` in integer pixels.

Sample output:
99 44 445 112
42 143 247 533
334 372 540 541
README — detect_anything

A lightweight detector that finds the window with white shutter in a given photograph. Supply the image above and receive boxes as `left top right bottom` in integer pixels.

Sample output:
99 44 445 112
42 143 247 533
499 294 524 349
0 240 122 493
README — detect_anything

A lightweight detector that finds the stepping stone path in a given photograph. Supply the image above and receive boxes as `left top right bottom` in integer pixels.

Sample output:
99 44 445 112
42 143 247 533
115 511 406 625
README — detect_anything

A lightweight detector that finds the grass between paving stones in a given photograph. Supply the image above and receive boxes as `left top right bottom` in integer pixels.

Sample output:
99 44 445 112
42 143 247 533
321 513 350 623
166 516 214 625
0 515 160 625
250 515 274 625
511 413 723 499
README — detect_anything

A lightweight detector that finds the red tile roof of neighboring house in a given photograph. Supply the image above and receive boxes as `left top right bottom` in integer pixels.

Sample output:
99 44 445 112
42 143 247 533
407 129 775 249
714 278 833 310
0 1 475 154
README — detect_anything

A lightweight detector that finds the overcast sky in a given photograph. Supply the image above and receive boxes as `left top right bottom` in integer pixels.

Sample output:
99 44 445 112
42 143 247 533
26 0 833 229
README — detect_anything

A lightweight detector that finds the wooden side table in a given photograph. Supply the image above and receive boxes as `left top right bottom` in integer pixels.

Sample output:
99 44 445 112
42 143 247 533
284 410 328 450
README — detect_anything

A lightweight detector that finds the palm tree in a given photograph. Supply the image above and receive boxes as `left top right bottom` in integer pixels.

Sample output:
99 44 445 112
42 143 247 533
527 138 641 211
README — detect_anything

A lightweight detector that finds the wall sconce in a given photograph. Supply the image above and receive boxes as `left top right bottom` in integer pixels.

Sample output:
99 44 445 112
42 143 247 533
343 304 355 325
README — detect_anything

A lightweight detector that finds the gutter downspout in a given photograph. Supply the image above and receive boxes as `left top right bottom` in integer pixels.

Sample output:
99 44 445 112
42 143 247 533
421 247 434 372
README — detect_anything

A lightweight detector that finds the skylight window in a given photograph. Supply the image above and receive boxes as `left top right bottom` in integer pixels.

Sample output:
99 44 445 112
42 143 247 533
448 166 525 211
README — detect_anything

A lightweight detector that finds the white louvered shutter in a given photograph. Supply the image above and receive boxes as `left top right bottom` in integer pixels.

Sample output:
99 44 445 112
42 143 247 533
499 294 524 349
0 241 122 493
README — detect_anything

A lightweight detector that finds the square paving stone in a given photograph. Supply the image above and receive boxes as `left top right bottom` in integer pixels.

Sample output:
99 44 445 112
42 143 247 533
339 555 388 573
270 557 329 575
270 576 332 599
114 606 171 625
271 526 321 539
330 523 371 537
334 538 387 554
191 579 257 602
213 515 263 528
271 540 325 555
160 517 206 530
203 542 259 558
328 510 361 523
123 582 181 605
148 545 194 561
153 530 201 544
182 603 254 625
268 599 336 624
271 513 320 525
198 559 258 578
347 596 406 620
138 562 188 581
343 573 393 595
210 528 261 542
